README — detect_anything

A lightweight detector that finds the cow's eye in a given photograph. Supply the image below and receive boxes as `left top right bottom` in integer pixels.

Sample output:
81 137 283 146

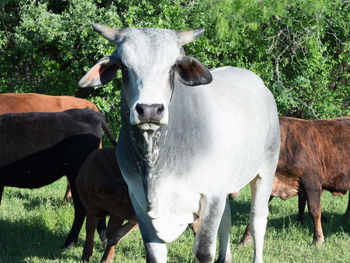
120 64 129 71
169 67 175 95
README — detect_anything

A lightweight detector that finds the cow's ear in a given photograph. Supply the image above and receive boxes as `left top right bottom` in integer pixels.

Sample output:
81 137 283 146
175 56 212 86
78 56 120 88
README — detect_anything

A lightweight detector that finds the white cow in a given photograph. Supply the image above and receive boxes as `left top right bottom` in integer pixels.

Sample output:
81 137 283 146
79 24 280 263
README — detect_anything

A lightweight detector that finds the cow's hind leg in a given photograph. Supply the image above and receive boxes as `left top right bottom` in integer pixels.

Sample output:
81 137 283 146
194 195 227 263
298 192 307 223
63 178 72 203
250 172 274 263
239 195 273 247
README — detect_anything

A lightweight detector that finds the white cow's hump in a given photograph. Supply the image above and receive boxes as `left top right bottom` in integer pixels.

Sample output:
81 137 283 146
210 66 265 87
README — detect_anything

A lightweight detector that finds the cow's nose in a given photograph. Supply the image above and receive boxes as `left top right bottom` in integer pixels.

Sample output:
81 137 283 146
135 103 165 123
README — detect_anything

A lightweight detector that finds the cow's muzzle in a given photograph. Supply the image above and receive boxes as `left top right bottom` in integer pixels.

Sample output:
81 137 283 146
135 103 165 124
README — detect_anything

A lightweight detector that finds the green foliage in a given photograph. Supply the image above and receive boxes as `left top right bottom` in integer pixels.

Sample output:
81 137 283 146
206 0 350 118
0 0 349 139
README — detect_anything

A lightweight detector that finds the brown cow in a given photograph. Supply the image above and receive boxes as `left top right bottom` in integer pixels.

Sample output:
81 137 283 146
76 147 137 263
0 93 99 202
240 116 350 245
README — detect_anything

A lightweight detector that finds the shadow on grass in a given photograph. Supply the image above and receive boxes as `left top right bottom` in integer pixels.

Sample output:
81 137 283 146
230 199 251 221
22 195 64 211
0 216 79 263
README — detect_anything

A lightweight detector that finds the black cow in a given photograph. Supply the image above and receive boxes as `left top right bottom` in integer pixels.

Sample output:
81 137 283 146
0 108 116 248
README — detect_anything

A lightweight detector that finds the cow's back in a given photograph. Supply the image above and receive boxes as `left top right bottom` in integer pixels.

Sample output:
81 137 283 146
0 93 98 113
0 109 103 168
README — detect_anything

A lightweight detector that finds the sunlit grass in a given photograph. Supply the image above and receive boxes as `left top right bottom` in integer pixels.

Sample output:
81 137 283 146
1 178 350 262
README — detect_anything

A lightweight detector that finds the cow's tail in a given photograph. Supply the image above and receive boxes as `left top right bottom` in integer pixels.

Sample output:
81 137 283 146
101 119 117 146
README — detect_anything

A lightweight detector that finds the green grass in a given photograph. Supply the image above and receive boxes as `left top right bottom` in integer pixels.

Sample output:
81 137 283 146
1 178 350 262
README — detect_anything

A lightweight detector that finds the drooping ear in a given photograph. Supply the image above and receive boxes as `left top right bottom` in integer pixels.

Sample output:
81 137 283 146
78 56 120 88
175 56 212 86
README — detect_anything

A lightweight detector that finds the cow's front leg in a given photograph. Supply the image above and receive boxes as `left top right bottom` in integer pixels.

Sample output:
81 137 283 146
216 200 232 263
81 213 98 261
298 192 307 223
304 183 324 245
194 195 227 263
63 180 86 248
129 193 167 263
344 192 350 219
144 242 167 263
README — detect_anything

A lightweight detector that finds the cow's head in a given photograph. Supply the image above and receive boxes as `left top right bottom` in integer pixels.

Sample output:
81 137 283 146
79 24 212 131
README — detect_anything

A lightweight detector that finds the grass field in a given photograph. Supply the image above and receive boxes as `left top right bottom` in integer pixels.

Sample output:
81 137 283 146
1 177 350 263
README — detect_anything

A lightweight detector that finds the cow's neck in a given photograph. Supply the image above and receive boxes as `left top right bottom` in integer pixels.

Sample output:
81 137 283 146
129 124 167 168
120 79 211 177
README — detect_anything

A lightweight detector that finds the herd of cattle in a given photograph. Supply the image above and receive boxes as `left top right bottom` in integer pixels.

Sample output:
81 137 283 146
0 25 349 263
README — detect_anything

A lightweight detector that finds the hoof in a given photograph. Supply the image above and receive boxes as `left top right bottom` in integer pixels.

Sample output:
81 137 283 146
313 237 324 246
99 230 108 246
342 214 349 223
62 240 76 250
62 196 73 204
215 257 233 263
297 216 304 224
195 250 214 263
81 257 89 262
239 235 253 246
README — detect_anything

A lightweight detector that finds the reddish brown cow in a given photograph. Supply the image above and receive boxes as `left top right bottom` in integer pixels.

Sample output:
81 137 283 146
240 116 350 245
76 147 137 263
0 93 98 113
0 93 99 202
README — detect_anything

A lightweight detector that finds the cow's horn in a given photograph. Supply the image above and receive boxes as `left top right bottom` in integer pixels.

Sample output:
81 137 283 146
92 24 122 43
176 28 205 46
